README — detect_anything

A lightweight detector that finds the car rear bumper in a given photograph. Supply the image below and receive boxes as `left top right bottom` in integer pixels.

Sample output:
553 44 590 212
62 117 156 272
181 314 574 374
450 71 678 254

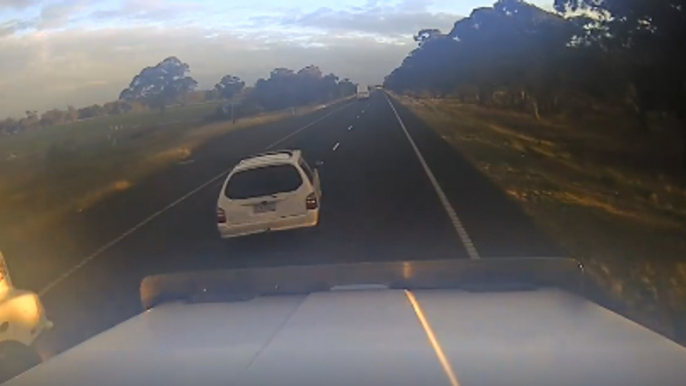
217 210 319 239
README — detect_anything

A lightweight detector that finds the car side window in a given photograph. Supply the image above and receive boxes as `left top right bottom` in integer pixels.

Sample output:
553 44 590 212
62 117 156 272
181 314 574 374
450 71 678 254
300 159 314 183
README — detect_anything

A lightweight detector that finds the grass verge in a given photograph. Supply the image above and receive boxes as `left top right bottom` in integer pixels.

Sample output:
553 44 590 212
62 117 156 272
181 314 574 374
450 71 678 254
392 93 686 342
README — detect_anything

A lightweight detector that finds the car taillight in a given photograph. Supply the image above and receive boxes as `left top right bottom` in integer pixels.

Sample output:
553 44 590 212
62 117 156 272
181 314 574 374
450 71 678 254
217 208 226 223
306 193 318 210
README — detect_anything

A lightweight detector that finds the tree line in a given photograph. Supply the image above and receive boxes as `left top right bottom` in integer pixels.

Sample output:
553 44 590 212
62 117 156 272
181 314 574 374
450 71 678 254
209 65 357 120
0 101 148 135
118 57 357 118
384 0 685 165
0 57 357 135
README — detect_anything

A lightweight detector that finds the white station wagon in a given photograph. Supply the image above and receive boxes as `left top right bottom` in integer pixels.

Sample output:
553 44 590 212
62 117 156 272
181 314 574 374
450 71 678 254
217 150 321 238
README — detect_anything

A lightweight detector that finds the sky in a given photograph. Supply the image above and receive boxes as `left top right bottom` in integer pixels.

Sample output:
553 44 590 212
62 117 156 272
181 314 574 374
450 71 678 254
0 0 553 117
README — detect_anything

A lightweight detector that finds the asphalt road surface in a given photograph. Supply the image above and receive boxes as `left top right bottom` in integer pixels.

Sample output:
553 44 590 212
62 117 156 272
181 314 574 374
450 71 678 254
5 92 561 359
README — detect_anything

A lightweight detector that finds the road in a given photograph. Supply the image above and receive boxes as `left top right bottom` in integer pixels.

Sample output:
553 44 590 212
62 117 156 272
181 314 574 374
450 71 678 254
6 92 561 358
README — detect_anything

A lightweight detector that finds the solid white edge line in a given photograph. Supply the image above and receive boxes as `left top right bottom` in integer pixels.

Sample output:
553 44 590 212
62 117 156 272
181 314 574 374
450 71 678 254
39 101 353 296
383 93 480 260
333 142 340 151
39 170 228 295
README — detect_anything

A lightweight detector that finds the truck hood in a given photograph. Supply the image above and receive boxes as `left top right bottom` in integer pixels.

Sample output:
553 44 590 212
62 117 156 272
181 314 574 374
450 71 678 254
6 287 686 386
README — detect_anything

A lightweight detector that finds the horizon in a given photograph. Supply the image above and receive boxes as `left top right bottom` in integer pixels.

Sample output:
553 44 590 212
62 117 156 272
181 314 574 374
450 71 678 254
0 0 552 118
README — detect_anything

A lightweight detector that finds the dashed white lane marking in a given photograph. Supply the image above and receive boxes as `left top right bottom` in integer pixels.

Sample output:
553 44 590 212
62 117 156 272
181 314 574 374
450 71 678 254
333 142 340 151
265 103 352 150
347 125 353 131
39 102 353 296
383 93 480 260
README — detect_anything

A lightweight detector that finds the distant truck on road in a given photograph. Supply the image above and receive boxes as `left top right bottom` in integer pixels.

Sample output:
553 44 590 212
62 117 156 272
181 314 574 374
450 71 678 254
356 84 370 100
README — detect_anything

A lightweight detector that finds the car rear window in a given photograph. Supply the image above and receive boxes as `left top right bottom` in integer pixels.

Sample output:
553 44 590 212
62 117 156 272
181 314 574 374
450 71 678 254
226 164 303 199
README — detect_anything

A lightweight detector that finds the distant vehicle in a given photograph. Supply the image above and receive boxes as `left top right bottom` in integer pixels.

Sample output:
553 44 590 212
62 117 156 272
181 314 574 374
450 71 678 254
0 252 52 381
356 84 370 100
217 150 322 238
6 258 686 386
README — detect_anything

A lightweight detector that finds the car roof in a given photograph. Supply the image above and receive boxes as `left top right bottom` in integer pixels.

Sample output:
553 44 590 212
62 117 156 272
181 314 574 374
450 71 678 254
235 150 301 171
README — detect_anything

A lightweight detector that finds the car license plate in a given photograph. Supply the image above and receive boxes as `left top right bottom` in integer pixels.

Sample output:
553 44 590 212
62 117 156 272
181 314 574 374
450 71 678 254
253 202 276 213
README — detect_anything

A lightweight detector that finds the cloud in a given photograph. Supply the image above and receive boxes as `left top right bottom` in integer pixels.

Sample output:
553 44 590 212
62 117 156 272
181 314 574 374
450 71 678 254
91 0 198 24
273 3 461 38
0 1 92 34
0 19 34 37
0 0 39 10
37 0 89 29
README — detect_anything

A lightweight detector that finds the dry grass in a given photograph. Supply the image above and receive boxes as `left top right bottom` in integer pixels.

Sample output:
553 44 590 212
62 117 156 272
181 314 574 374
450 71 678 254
0 102 331 245
393 93 686 339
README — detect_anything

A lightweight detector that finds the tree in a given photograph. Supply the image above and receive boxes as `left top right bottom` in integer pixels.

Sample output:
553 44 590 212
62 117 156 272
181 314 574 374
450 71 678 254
65 106 79 121
338 78 357 97
321 73 340 100
40 109 67 127
386 0 579 112
555 0 686 167
78 104 105 119
119 56 198 113
104 101 132 115
19 110 39 129
248 68 298 111
0 118 19 135
555 0 685 117
240 66 352 113
297 65 322 78
296 65 324 105
215 75 245 100
414 29 444 47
